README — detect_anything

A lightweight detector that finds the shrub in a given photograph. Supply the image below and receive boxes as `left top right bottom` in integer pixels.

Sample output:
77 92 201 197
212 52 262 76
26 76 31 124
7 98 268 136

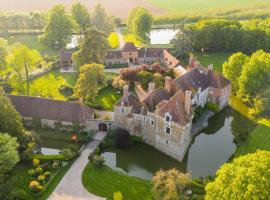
41 162 50 171
29 180 43 193
32 154 65 161
52 160 60 169
9 188 27 200
32 158 40 167
112 76 126 90
205 102 219 113
108 32 120 48
152 169 191 200
59 82 74 96
37 175 46 185
35 167 43 175
115 129 132 149
92 155 105 167
113 191 123 200
28 169 36 177
60 148 75 160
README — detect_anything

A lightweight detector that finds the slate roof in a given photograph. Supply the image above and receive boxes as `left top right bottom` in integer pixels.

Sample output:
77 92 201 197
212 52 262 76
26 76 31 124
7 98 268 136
155 91 190 126
171 67 230 95
143 88 170 112
122 42 137 52
8 95 93 123
105 50 122 59
116 93 147 115
138 48 163 58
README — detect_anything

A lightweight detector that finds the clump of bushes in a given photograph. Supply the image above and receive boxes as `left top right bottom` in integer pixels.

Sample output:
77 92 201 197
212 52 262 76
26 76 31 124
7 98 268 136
92 155 105 167
205 102 219 113
59 82 74 96
29 180 43 193
9 188 27 200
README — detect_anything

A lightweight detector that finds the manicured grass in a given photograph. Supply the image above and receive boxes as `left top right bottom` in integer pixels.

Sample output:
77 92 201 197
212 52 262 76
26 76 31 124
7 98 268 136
194 52 232 74
93 85 122 111
235 125 270 157
147 0 269 12
82 163 152 200
5 34 59 56
9 161 72 200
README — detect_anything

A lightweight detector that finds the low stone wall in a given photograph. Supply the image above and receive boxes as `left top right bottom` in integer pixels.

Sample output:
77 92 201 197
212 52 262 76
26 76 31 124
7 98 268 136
191 111 214 137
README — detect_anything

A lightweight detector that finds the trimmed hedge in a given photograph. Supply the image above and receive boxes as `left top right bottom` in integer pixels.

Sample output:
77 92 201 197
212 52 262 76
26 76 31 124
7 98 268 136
31 154 65 161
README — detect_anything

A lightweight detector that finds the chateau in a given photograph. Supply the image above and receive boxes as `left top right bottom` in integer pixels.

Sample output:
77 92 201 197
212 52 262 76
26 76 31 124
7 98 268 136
105 42 180 67
114 61 231 161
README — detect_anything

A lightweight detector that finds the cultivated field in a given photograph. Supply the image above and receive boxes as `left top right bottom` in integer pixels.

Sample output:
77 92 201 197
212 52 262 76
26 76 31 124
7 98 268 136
146 0 270 12
0 0 166 19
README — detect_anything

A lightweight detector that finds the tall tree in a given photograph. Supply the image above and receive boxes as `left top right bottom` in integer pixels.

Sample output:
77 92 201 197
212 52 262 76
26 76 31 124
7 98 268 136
171 25 193 58
222 52 249 93
6 43 43 95
238 50 270 104
0 38 8 80
75 63 105 101
128 7 153 40
90 4 113 34
75 28 108 66
251 88 270 118
0 133 19 199
205 150 270 200
40 5 77 48
71 3 90 33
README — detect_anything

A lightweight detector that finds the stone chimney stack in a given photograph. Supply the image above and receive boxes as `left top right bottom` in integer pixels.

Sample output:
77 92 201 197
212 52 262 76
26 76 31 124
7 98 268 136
123 85 129 96
185 90 192 115
165 76 171 92
148 82 155 94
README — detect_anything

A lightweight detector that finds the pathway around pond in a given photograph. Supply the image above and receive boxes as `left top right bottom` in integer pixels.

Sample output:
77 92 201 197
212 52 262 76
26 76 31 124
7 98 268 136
49 132 107 200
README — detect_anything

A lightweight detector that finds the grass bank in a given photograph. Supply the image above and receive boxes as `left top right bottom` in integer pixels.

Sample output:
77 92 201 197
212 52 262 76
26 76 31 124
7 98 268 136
82 163 152 200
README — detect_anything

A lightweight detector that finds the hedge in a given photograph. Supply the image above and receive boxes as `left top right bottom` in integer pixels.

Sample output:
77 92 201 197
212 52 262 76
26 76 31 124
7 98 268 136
31 154 65 161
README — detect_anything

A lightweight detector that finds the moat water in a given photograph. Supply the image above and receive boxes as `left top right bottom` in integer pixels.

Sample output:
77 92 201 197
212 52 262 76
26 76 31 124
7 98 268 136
101 107 255 180
150 29 178 44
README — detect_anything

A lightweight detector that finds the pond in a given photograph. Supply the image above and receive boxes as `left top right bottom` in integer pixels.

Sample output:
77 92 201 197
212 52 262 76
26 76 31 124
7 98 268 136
150 29 178 45
101 107 255 180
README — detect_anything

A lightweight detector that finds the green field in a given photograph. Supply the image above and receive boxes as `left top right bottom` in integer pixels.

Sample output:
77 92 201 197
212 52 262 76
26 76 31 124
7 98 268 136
147 0 270 12
82 163 152 200
5 34 59 56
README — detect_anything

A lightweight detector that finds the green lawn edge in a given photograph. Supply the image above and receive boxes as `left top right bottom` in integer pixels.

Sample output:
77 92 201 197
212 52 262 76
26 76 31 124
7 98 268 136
82 163 152 200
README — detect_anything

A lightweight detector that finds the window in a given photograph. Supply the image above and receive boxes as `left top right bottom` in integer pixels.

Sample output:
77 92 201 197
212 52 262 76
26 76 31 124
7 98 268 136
166 127 171 134
121 107 124 113
165 113 171 123
151 120 154 126
165 115 170 122
166 140 168 144
130 52 132 56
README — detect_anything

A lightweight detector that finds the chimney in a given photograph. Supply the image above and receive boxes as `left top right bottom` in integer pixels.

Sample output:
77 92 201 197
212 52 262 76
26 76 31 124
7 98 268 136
185 90 192 115
208 64 213 71
123 85 129 96
148 82 155 94
165 76 171 92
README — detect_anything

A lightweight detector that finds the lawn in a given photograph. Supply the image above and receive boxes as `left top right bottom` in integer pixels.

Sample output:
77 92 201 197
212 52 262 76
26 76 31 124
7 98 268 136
5 34 59 56
147 0 270 12
235 125 270 157
93 85 122 111
82 163 152 200
194 52 232 74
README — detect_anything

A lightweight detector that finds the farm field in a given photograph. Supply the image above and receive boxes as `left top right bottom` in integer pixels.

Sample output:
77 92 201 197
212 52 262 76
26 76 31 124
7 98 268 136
0 0 166 19
146 0 270 12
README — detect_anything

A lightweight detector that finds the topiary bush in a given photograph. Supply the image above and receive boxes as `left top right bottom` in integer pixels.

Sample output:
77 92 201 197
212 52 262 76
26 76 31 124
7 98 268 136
32 158 40 167
92 155 105 167
29 180 43 193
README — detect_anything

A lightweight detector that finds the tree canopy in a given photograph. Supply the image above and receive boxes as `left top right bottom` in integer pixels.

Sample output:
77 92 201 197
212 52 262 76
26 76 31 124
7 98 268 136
205 150 270 199
128 7 153 40
75 28 108 66
222 52 249 93
0 87 33 148
90 4 113 34
75 63 105 101
6 43 43 95
0 38 8 79
71 3 90 32
152 168 191 200
238 50 270 104
40 5 77 48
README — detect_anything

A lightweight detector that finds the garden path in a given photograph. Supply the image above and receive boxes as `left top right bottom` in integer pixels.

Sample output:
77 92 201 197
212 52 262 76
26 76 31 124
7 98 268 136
48 132 107 200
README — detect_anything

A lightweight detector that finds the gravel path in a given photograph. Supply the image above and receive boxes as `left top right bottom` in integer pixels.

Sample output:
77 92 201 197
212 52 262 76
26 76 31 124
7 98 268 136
48 132 107 200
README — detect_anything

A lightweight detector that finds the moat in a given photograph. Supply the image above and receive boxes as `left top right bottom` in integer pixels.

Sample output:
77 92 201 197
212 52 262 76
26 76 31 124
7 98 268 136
101 107 255 180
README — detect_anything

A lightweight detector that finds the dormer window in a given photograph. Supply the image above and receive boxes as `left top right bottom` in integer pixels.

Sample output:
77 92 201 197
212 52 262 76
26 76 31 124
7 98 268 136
165 112 172 123
121 107 125 113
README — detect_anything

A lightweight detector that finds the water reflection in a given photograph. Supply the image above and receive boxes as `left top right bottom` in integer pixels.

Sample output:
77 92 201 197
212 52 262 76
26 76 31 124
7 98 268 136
150 29 178 44
102 107 255 180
